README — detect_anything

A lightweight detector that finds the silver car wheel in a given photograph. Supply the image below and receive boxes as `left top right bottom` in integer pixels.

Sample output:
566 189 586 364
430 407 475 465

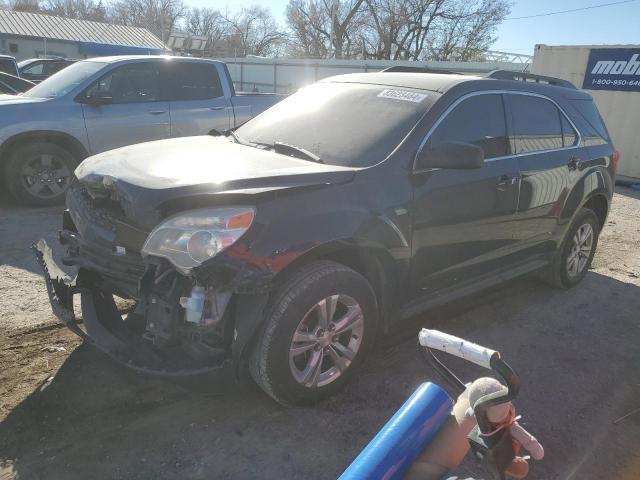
289 294 364 388
21 154 71 199
566 223 594 278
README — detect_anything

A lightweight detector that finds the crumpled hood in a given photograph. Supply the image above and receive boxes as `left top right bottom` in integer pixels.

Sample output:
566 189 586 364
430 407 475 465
74 136 357 228
76 135 356 191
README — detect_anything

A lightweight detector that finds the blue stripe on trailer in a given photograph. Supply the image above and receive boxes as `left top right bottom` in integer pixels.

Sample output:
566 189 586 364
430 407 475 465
339 382 452 480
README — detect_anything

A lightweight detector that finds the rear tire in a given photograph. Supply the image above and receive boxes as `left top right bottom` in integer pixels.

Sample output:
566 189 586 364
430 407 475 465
542 208 600 289
3 141 76 206
250 261 377 405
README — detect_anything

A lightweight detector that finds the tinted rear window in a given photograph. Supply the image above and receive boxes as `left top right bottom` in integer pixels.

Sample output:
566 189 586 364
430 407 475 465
0 58 17 76
236 82 436 167
570 99 610 142
169 63 223 101
509 95 564 154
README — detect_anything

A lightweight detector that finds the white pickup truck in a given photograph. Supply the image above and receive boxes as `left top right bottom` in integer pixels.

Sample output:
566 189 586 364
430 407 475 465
0 56 285 205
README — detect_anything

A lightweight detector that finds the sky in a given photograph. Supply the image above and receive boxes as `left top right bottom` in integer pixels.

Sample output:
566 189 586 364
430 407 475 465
185 0 640 57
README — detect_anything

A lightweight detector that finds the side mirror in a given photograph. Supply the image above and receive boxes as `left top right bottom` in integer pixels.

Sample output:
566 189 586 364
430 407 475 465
416 141 484 171
84 90 113 105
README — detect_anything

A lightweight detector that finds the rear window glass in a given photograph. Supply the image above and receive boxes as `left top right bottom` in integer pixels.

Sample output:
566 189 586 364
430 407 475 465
169 63 223 101
236 82 436 167
509 95 564 154
570 99 610 142
561 115 578 147
0 58 17 76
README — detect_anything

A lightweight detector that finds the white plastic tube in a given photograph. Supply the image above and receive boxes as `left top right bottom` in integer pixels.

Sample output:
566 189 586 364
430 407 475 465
418 329 498 369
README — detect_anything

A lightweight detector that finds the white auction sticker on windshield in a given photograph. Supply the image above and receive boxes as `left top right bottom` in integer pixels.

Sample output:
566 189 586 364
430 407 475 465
377 89 428 103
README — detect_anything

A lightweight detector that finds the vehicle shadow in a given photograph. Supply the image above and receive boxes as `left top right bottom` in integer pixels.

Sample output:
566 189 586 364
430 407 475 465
1 271 638 480
614 184 640 200
0 200 62 276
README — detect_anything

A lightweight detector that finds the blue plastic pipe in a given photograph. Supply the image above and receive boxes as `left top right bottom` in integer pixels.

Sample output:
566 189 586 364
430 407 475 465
339 382 452 480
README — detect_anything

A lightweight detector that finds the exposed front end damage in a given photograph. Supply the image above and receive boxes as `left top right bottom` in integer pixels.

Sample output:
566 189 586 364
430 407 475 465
32 182 272 376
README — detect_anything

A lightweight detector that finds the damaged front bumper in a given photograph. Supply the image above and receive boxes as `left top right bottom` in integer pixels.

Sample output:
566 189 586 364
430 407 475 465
32 239 232 376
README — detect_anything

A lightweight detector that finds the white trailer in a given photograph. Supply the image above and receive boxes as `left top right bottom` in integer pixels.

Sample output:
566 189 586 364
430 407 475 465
532 44 640 181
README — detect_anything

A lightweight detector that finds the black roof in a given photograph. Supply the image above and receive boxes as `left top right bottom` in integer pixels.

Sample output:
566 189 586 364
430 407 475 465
322 71 592 100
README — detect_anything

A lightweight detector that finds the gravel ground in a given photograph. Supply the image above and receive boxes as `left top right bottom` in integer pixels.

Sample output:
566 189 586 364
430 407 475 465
1 188 639 480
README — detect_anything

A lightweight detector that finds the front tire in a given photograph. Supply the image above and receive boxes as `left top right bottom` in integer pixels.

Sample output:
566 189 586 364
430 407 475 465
3 142 76 206
251 261 377 405
544 208 600 289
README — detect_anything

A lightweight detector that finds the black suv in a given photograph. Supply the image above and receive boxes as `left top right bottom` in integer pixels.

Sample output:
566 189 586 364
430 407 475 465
18 58 76 83
35 70 616 404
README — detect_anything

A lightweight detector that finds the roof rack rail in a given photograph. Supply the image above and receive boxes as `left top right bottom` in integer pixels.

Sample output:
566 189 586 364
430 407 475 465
382 66 458 75
487 70 576 89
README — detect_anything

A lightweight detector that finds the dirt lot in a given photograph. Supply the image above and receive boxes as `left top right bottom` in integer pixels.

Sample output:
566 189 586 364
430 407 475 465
1 188 639 480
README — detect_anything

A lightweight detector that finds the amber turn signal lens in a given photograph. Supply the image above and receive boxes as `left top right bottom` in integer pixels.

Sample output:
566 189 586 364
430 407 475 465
227 210 254 229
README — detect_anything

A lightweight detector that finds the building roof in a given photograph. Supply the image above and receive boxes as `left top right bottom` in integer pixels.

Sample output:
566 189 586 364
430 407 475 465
0 9 166 50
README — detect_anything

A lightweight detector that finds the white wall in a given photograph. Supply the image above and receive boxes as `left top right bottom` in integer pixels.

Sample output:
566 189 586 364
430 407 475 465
0 35 81 61
532 44 640 180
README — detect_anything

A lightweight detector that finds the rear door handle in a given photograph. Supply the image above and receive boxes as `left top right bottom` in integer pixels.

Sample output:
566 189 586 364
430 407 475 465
496 174 519 191
149 110 166 115
567 157 583 171
209 106 226 111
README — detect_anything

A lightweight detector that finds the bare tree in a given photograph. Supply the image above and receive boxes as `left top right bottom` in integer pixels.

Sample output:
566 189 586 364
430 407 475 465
5 0 41 12
185 7 227 40
42 0 108 21
286 0 368 59
223 6 286 57
109 0 186 43
428 0 510 61
287 0 509 60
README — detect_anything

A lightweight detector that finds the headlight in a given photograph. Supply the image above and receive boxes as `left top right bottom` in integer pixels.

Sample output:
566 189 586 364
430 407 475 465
141 207 255 272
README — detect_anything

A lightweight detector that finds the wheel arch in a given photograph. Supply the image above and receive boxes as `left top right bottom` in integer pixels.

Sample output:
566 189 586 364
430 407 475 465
582 193 609 231
0 130 89 168
271 241 398 333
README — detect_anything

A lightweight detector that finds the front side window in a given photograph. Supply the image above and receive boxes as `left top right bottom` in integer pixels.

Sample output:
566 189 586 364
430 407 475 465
85 63 161 104
169 63 223 101
509 95 564 154
428 94 509 159
22 62 44 75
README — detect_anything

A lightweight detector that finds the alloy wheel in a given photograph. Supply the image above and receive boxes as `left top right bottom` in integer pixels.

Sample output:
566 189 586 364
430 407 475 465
20 154 71 200
566 223 594 278
289 294 364 388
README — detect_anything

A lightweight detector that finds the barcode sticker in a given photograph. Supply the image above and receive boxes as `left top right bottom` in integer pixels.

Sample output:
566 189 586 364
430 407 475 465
377 89 428 103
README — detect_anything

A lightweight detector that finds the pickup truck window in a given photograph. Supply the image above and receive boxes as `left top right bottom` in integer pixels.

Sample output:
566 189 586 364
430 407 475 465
168 62 223 101
24 61 105 98
85 63 162 104
236 82 436 168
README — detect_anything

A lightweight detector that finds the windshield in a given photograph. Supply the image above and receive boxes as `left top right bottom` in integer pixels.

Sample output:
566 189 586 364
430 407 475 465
236 82 436 167
24 61 105 99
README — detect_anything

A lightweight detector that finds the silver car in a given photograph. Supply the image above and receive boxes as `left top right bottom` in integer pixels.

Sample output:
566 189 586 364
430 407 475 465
0 56 284 205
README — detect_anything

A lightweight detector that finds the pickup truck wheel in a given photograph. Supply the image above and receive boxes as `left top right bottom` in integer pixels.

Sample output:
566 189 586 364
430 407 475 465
251 261 377 405
543 208 600 289
4 142 75 206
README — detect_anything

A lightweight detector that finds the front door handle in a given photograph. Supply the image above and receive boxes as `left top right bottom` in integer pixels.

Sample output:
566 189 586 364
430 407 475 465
209 106 226 111
497 174 519 191
149 110 166 115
